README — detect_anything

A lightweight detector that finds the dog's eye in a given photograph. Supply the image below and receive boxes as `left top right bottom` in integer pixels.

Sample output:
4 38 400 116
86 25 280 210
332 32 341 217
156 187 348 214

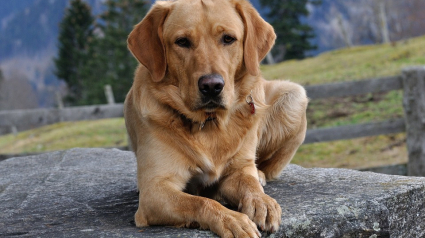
175 37 191 48
222 35 236 45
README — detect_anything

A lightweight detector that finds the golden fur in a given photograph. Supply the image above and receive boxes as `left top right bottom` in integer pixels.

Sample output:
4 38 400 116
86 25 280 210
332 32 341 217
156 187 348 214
124 0 308 237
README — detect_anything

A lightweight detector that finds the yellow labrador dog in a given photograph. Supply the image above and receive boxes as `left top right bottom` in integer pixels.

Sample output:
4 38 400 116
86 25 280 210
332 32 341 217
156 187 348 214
124 0 307 237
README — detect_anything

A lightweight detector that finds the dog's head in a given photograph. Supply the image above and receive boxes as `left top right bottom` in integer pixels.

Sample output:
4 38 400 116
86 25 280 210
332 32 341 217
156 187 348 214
128 0 275 120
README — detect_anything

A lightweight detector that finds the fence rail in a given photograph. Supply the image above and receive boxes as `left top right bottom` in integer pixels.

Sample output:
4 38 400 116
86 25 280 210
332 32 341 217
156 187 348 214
1 67 424 175
0 104 123 134
305 75 402 100
304 119 406 144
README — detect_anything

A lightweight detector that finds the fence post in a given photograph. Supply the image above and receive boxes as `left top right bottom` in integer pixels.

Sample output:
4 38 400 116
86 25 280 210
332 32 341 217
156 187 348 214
402 66 425 176
104 85 115 105
55 92 64 109
265 52 275 65
11 126 18 136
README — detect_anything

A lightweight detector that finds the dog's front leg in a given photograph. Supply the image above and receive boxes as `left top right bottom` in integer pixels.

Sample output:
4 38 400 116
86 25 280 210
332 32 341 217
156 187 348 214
136 178 261 238
219 162 282 233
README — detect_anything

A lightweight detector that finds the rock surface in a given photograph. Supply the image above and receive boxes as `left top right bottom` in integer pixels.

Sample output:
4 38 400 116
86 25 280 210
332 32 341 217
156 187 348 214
1 148 424 237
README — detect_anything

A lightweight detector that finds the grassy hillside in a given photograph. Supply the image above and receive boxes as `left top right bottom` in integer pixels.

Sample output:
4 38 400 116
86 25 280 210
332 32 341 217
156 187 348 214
261 37 425 85
2 35 425 168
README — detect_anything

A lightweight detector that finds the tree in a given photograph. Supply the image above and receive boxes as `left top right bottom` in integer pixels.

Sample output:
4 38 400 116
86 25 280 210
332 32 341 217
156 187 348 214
259 0 321 61
77 0 148 105
54 0 94 105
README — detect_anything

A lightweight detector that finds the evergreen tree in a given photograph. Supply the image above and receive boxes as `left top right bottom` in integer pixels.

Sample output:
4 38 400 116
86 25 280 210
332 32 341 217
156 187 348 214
77 0 148 105
259 0 320 61
54 0 94 105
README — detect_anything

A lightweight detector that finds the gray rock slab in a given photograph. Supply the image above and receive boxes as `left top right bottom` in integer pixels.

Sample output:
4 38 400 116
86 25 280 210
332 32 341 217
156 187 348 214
1 148 424 237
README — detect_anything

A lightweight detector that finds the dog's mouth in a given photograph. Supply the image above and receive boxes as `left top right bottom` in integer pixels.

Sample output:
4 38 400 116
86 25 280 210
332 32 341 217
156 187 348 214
196 100 226 112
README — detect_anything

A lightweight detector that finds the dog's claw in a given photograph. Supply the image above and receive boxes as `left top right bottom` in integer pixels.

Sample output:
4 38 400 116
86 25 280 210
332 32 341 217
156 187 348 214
211 210 261 238
239 194 281 234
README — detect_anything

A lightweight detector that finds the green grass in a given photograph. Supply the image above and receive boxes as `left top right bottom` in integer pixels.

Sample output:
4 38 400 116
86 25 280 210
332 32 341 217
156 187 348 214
307 91 404 129
261 36 425 85
293 133 407 169
0 119 127 154
3 35 425 168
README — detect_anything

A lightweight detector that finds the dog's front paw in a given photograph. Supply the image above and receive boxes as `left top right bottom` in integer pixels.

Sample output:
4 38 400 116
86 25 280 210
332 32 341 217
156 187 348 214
210 210 261 238
238 193 282 233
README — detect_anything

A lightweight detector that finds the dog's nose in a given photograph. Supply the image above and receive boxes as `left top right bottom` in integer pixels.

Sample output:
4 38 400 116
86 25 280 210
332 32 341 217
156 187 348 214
198 74 225 98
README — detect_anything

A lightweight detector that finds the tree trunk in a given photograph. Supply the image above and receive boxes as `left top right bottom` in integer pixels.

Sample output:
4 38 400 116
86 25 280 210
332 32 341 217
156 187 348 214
379 1 390 43
337 14 352 47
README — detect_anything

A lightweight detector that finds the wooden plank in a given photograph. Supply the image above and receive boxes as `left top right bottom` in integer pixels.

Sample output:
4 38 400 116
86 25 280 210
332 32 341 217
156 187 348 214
0 104 124 134
305 76 402 100
304 119 406 144
402 67 425 176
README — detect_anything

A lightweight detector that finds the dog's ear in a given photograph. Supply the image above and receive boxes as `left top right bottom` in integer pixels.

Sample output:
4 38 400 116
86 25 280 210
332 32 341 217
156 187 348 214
235 1 276 76
128 3 170 82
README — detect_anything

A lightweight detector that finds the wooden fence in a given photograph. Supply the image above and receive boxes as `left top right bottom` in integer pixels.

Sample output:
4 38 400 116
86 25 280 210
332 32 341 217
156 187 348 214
1 67 424 175
304 75 406 143
305 66 425 176
0 104 124 134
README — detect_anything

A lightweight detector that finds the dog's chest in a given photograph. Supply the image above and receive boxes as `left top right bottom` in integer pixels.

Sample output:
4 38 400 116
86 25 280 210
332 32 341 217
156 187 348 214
184 122 254 196
174 107 260 186
198 120 251 157
193 116 257 168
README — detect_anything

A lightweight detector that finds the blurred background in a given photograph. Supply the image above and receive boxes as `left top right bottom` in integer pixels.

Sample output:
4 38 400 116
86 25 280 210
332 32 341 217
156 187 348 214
1 0 425 173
